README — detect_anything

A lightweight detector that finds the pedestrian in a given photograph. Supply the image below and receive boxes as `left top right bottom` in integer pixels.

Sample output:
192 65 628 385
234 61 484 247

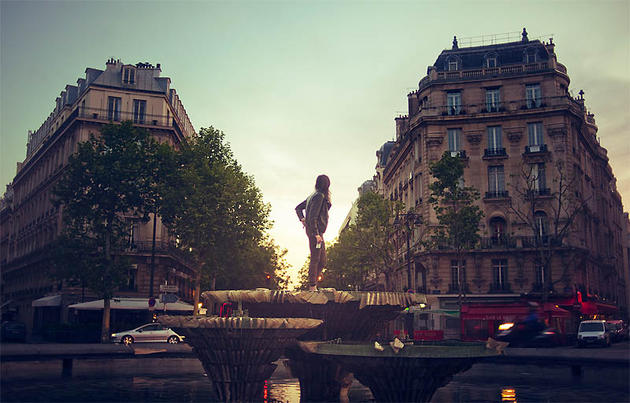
295 174 331 291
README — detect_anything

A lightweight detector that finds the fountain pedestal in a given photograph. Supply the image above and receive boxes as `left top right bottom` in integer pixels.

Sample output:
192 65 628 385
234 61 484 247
158 315 322 402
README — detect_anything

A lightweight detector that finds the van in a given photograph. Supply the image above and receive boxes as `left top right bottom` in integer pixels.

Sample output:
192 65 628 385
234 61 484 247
577 320 611 347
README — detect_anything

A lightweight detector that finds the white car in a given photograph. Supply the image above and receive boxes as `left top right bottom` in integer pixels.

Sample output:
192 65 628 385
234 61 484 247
111 323 184 345
577 320 611 347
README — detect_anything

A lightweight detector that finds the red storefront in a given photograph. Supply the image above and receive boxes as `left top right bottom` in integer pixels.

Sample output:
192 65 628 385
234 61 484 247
460 302 570 341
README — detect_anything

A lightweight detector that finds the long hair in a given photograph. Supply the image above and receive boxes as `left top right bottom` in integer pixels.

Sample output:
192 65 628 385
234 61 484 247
315 174 331 203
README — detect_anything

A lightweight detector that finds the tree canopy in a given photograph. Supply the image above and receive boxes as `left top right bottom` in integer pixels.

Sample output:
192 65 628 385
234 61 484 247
158 127 285 293
52 121 161 342
318 191 403 290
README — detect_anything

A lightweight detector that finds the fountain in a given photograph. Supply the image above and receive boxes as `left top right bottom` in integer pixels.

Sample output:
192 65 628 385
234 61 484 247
201 289 428 401
163 289 501 402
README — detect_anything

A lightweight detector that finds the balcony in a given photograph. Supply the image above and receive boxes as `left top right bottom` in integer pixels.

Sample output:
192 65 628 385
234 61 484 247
489 283 512 293
484 190 509 199
449 150 467 159
448 284 470 294
524 144 548 154
480 236 516 249
77 106 173 128
430 62 551 88
527 188 551 197
520 236 562 248
442 106 466 116
483 148 507 159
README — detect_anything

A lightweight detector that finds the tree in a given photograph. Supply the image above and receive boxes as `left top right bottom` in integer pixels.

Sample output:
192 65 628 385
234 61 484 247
428 152 484 306
506 160 588 301
52 122 161 343
319 192 403 291
159 127 278 311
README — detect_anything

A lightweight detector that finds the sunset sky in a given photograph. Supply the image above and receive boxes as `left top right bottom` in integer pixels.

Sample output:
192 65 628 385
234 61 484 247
1 0 628 286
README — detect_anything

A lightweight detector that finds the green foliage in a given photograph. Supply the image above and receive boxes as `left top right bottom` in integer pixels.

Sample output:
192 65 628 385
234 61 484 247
52 122 160 298
159 127 282 290
428 152 483 251
323 192 403 290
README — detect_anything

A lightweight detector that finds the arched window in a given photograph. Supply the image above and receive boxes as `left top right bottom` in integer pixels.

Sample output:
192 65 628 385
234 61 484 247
489 217 507 243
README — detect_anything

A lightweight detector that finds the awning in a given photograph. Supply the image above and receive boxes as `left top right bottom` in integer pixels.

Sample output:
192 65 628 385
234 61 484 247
413 309 460 318
579 301 617 315
68 297 194 311
461 304 530 320
542 303 570 317
32 295 62 307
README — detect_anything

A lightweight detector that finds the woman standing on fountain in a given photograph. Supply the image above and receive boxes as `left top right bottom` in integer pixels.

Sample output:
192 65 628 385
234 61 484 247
296 174 331 291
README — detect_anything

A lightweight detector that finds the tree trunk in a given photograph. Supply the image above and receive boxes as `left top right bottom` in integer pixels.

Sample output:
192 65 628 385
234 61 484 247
101 297 111 343
102 220 112 343
193 269 201 316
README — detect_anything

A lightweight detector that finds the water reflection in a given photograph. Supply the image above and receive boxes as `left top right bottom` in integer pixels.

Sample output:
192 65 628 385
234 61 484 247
501 387 517 402
2 363 627 402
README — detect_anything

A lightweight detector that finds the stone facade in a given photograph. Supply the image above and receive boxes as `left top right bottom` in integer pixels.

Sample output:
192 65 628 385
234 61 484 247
373 32 627 335
0 60 197 335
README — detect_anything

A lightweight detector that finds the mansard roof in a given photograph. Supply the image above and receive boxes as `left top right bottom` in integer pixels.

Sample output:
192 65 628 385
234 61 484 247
432 39 550 72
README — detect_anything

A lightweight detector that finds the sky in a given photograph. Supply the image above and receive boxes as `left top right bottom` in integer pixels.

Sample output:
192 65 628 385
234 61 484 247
1 0 629 286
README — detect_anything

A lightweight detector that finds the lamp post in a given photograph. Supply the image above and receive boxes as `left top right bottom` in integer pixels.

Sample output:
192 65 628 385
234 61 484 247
394 213 423 292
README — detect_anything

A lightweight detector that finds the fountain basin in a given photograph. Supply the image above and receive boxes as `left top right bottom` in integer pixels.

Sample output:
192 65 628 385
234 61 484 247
302 341 500 402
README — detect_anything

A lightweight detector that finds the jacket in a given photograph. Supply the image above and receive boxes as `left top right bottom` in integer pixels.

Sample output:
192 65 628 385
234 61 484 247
295 191 331 236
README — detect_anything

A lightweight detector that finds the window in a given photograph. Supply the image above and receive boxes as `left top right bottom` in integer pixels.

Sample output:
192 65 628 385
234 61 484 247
534 211 549 239
488 166 505 195
489 217 506 241
123 67 135 84
525 49 537 64
527 122 544 147
448 129 462 153
526 84 542 108
486 88 500 112
492 259 508 290
485 55 497 68
451 260 467 290
487 126 502 150
107 96 121 121
133 99 146 124
535 261 546 287
531 163 546 191
447 92 462 115
448 59 459 71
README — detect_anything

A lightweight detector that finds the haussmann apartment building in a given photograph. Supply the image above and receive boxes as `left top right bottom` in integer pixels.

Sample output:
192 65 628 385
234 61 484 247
373 30 629 340
0 59 197 338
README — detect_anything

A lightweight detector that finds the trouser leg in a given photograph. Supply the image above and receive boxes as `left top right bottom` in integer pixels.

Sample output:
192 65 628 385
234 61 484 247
308 234 324 286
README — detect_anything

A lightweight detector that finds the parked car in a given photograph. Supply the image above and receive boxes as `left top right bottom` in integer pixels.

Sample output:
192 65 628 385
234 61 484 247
1 321 26 342
111 323 183 345
606 320 628 342
577 320 611 347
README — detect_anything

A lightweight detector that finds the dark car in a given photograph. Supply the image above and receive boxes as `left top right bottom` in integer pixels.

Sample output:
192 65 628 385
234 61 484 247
1 321 26 342
606 320 628 342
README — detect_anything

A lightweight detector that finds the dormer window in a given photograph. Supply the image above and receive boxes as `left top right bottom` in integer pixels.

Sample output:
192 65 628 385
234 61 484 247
524 49 537 64
446 56 461 71
123 66 136 84
485 53 498 68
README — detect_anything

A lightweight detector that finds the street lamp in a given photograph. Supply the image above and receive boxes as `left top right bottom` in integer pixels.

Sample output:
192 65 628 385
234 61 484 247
394 212 423 291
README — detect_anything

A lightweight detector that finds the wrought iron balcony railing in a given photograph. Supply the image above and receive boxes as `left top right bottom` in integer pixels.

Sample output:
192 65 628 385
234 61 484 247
483 148 507 158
